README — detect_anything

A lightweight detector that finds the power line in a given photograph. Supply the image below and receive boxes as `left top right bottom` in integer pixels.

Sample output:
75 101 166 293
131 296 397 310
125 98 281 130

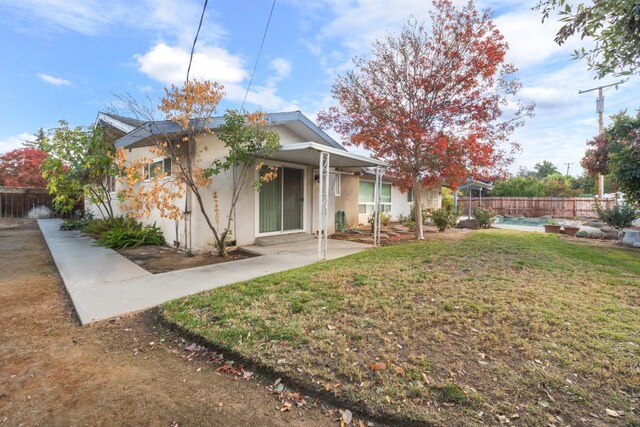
186 0 209 82
241 0 276 111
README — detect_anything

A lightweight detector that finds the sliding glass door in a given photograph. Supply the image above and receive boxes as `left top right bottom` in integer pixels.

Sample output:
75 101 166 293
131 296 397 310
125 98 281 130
259 166 303 234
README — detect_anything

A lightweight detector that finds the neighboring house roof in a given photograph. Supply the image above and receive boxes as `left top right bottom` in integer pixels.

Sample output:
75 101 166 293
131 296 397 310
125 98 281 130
458 178 493 191
95 112 145 134
112 111 347 151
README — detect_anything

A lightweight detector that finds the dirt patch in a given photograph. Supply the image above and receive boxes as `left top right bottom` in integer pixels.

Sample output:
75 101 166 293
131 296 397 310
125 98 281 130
558 234 633 249
332 223 464 246
0 220 350 426
117 245 257 274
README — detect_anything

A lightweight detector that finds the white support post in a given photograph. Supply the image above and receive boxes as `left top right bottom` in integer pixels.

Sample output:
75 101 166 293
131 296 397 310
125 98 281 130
377 167 383 245
373 166 383 247
317 151 330 260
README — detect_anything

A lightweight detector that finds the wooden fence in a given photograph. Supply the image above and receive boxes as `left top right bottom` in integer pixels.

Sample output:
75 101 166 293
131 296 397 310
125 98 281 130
0 186 82 219
457 196 614 218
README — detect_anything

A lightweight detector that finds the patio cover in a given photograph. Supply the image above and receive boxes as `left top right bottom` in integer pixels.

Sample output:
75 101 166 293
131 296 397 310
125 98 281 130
271 142 386 168
454 179 494 218
268 142 386 260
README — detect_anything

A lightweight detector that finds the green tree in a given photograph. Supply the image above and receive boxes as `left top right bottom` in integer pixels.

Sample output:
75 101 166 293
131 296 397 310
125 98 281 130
534 160 559 179
543 173 578 196
491 176 546 197
572 173 597 195
536 0 640 78
610 146 640 205
38 121 117 218
581 110 639 203
581 112 634 176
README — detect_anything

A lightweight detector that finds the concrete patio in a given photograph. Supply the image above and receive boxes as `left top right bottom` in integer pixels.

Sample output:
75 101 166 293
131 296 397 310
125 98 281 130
38 219 371 325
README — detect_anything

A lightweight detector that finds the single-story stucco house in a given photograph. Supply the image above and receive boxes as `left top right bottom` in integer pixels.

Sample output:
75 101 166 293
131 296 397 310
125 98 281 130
336 172 443 228
92 111 442 253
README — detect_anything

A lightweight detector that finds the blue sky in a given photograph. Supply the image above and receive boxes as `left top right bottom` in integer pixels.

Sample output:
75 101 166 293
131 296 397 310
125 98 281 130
0 0 638 176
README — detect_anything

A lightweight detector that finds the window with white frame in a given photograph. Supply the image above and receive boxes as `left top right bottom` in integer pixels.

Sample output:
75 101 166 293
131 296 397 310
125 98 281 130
334 173 341 196
106 175 117 193
407 188 414 203
358 181 391 213
145 158 171 179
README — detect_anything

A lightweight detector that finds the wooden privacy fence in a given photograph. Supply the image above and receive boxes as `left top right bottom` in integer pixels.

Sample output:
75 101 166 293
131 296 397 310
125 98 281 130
0 186 82 219
458 197 615 218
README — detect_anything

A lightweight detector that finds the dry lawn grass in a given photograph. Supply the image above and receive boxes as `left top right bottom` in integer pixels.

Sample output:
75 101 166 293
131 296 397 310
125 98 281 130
163 230 640 426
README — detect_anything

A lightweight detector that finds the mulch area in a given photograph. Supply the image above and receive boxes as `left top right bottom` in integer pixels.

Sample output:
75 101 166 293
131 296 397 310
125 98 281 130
117 245 257 274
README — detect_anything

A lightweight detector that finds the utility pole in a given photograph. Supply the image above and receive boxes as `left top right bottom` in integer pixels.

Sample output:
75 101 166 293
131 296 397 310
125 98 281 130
564 162 573 176
578 81 625 197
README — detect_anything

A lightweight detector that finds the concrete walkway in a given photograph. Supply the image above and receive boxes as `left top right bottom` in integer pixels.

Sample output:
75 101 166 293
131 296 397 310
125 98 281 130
38 219 370 325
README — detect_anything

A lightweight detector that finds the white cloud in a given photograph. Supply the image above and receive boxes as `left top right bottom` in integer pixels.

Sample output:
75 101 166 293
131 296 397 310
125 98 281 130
37 73 71 86
136 43 298 111
0 133 32 154
0 0 223 44
493 8 588 70
269 58 292 80
135 43 247 86
519 86 576 109
0 0 131 36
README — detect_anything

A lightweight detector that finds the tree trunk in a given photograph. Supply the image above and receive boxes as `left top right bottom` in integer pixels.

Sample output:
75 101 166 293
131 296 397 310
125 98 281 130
414 176 424 240
218 230 229 257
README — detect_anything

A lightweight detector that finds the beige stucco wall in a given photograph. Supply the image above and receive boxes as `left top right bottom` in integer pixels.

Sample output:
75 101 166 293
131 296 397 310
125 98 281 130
347 176 443 225
188 128 325 251
90 122 343 253
334 174 360 228
85 145 188 248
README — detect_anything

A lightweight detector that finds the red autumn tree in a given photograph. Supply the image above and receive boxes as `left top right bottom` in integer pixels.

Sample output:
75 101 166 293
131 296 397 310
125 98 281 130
0 147 48 188
318 0 533 238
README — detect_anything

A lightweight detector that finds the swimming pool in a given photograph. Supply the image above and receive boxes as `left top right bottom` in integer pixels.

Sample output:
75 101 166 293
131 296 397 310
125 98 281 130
494 217 548 227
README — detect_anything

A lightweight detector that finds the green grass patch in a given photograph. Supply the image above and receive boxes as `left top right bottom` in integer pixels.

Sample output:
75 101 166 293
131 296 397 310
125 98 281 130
162 230 640 425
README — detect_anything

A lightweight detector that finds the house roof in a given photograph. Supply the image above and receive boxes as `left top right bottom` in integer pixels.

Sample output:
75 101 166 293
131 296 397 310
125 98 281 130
112 111 347 151
95 112 145 134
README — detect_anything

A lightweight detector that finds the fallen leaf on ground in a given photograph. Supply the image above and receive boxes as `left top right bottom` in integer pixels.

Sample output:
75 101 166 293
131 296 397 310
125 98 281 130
280 402 292 412
394 366 405 376
368 362 387 371
605 408 622 417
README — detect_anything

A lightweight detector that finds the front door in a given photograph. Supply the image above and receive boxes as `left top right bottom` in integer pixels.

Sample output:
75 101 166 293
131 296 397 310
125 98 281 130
259 166 303 234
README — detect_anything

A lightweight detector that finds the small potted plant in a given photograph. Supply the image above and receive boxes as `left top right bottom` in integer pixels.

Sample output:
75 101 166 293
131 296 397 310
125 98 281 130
544 219 562 233
563 221 581 237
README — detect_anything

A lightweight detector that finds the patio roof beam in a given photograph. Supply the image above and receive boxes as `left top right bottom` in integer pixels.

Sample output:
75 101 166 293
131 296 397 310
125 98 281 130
273 142 386 169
